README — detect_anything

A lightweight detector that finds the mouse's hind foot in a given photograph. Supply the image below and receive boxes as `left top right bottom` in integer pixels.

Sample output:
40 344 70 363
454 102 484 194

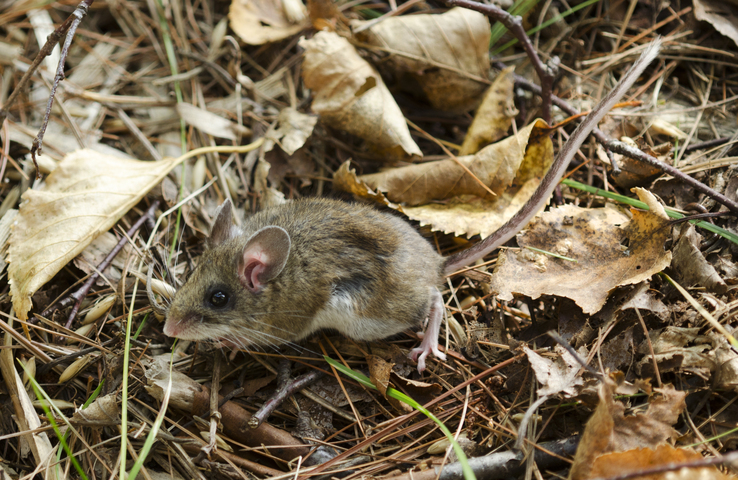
408 287 446 373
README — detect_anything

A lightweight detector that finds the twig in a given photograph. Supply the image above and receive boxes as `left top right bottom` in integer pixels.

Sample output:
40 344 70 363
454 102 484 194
249 361 325 428
505 69 738 215
446 0 556 123
0 1 93 125
29 0 94 179
40 200 160 328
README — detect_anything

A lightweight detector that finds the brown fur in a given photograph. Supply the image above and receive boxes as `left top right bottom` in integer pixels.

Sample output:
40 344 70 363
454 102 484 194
164 198 444 352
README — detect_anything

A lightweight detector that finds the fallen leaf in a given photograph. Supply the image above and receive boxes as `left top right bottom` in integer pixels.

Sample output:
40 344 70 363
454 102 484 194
73 231 133 287
709 331 738 391
672 223 727 293
569 381 687 480
176 103 251 140
590 445 734 480
459 67 516 155
229 0 307 45
600 326 635 372
352 7 491 111
71 394 120 426
264 107 318 155
8 149 179 320
367 355 393 398
523 345 586 397
693 0 738 49
620 284 670 321
300 31 421 160
369 119 551 203
490 189 672 314
333 119 552 237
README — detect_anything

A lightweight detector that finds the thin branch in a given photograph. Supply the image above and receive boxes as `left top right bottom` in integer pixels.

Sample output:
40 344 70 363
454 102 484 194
507 69 738 215
446 0 556 123
29 0 93 179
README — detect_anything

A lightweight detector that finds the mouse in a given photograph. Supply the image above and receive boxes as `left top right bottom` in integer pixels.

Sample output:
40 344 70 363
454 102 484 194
155 39 661 373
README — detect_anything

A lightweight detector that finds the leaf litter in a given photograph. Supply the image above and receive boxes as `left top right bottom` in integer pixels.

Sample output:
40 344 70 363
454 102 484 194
1 0 738 479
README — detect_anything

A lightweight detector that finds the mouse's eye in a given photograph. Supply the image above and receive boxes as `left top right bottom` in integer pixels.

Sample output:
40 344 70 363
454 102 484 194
208 290 229 308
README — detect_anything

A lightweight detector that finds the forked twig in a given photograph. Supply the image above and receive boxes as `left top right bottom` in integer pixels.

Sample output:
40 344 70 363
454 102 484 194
446 0 557 123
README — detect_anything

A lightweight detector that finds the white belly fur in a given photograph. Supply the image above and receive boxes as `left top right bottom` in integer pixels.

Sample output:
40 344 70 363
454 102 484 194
310 291 405 341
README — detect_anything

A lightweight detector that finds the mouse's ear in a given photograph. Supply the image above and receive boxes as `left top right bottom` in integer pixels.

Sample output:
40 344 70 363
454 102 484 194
238 226 291 293
208 199 236 248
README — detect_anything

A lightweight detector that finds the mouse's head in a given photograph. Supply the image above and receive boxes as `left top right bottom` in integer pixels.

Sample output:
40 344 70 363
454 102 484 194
162 200 295 349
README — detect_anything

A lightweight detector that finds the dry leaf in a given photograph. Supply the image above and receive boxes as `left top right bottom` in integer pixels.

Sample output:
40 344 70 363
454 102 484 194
73 231 133 287
490 189 672 314
367 355 410 412
8 149 179 321
459 67 516 155
355 118 551 206
229 0 307 45
367 355 393 398
590 445 735 480
0 209 17 276
693 0 738 48
672 223 727 293
334 120 553 238
300 31 421 160
523 345 586 397
176 103 251 140
569 381 687 480
264 107 318 155
353 7 491 111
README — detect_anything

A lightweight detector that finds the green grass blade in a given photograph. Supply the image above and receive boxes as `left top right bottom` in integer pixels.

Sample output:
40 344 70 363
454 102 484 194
127 354 173 479
324 356 476 480
20 361 89 480
562 178 738 245
491 0 601 54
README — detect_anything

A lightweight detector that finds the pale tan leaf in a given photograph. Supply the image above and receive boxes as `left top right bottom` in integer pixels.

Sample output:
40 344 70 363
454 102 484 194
672 224 727 293
523 345 586 397
176 103 251 140
353 7 491 111
8 149 180 321
300 31 421 160
264 107 318 155
332 161 398 208
73 231 132 286
490 190 672 314
694 0 738 49
0 209 17 276
404 180 538 238
357 119 551 206
71 394 120 426
459 67 516 155
229 0 307 45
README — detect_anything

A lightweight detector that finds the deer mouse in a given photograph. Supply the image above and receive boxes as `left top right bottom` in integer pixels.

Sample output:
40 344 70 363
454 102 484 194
158 39 661 372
